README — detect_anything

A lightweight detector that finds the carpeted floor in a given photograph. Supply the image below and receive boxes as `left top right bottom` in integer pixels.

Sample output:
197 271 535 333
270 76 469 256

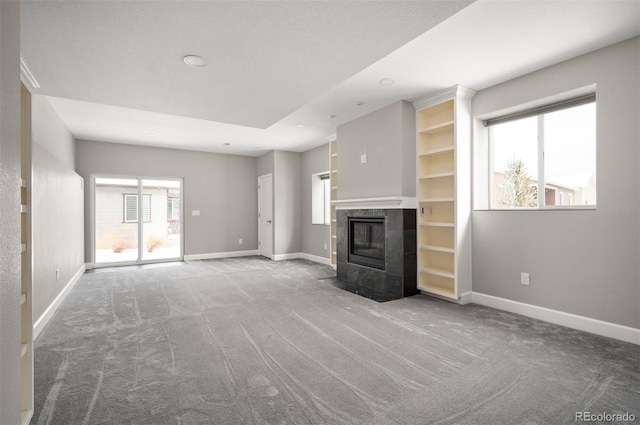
31 257 639 425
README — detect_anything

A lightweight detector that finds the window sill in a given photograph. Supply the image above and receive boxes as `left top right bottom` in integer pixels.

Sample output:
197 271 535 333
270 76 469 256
475 205 596 211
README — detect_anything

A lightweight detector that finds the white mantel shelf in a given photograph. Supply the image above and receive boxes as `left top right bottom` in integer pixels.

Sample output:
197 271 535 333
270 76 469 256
332 197 417 210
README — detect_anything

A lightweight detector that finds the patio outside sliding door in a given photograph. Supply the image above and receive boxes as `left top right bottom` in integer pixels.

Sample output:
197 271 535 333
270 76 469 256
93 176 183 266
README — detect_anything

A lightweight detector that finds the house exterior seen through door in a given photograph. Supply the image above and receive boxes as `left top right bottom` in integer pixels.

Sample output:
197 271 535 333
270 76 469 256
93 176 183 266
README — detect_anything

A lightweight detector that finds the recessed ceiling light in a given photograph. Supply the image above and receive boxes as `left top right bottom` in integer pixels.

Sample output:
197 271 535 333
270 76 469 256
295 124 305 128
356 101 365 106
328 114 337 119
183 55 208 67
379 78 395 86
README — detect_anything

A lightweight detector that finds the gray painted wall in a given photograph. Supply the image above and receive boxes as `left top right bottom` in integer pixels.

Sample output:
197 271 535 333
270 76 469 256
76 140 258 261
31 95 75 170
301 144 331 259
472 37 640 328
0 1 22 422
31 142 85 324
274 151 302 255
337 100 415 200
257 150 274 178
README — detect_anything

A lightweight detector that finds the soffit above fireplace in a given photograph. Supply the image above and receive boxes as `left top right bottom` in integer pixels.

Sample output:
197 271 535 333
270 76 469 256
332 197 417 210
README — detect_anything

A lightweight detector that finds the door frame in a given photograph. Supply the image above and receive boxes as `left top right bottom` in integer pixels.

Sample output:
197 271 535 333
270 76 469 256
257 173 273 259
90 174 184 268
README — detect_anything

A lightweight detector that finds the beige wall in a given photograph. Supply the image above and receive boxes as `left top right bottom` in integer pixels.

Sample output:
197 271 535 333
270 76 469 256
472 37 640 328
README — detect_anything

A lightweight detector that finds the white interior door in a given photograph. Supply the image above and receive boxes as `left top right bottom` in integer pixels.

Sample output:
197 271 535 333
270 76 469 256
258 174 273 258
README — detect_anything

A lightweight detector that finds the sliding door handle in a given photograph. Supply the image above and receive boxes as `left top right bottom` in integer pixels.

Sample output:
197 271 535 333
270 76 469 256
267 220 272 223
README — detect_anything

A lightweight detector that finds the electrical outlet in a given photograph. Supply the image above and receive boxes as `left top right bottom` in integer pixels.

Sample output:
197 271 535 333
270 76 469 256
324 243 327 250
192 210 200 216
238 238 243 245
521 272 530 286
360 154 367 164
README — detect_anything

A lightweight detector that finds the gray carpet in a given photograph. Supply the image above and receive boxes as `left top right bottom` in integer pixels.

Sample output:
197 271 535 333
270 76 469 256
32 257 639 425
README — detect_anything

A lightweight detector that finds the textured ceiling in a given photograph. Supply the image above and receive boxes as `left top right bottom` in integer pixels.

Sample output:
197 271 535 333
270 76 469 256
20 1 640 156
21 0 472 129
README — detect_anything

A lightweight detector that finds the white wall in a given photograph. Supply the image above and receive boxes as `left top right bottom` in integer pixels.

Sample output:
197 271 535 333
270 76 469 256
76 140 258 260
337 100 415 200
472 37 640 329
301 144 331 259
0 1 23 423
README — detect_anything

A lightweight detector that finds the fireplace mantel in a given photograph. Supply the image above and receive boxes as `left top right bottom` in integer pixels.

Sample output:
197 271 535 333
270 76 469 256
332 197 417 210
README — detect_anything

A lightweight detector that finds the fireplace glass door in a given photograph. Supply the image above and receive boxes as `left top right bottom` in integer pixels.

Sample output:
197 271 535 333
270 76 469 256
348 217 385 269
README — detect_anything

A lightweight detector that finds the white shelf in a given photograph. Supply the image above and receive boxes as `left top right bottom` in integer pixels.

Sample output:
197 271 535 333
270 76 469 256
21 179 27 188
418 120 454 134
21 344 28 358
418 146 454 157
21 243 27 253
419 198 454 203
420 267 455 279
419 172 455 180
419 245 455 253
20 205 28 213
419 221 454 228
331 153 337 157
21 293 27 305
418 284 456 300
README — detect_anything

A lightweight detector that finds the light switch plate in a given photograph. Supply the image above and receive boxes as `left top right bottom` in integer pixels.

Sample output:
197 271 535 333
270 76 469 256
192 210 200 216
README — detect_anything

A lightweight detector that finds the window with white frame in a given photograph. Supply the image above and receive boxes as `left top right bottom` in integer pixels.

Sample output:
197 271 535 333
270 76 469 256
124 194 150 222
311 172 331 225
486 94 596 209
167 197 180 221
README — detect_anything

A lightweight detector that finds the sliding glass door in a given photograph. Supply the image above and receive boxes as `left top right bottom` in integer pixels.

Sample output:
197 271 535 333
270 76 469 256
93 176 183 266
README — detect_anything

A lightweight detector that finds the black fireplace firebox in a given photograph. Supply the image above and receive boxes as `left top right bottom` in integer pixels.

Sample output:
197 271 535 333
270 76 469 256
348 217 385 270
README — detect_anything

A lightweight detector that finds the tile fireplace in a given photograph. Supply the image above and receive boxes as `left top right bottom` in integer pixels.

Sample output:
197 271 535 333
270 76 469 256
336 208 417 299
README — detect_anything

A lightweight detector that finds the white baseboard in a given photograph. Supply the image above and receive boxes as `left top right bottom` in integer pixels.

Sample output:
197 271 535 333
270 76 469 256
34 264 85 340
272 253 300 261
272 252 331 265
297 253 332 266
184 250 259 261
458 291 473 305
472 292 640 345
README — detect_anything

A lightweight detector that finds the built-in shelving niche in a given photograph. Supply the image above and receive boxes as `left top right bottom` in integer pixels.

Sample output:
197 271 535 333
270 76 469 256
413 86 475 304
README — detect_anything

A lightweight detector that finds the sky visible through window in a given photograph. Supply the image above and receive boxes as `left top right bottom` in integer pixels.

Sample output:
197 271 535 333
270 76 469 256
491 102 596 207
